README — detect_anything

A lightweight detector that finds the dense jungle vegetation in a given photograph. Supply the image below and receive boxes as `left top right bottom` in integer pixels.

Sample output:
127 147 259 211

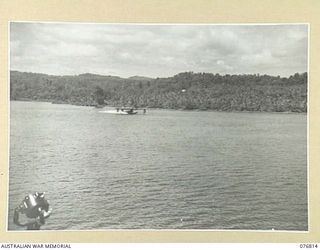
10 71 307 112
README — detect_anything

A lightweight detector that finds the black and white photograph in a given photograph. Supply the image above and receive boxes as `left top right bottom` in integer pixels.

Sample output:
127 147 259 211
8 23 308 231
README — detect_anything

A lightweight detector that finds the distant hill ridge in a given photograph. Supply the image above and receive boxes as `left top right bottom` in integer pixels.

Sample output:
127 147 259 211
11 71 153 81
10 70 307 112
128 75 154 81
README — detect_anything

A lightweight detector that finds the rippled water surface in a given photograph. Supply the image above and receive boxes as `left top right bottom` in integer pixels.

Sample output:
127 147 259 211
8 101 308 230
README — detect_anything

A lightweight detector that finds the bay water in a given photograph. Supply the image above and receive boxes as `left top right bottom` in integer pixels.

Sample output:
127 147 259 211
8 101 308 230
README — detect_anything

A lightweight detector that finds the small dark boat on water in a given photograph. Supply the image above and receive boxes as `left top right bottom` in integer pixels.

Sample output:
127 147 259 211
119 108 138 115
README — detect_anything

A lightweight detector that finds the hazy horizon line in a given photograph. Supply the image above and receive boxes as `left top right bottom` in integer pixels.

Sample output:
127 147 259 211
10 69 308 79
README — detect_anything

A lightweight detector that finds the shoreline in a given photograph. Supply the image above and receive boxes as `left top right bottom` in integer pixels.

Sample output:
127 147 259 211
10 99 307 115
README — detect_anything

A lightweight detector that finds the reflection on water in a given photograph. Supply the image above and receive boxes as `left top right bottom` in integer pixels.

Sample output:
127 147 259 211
9 101 308 230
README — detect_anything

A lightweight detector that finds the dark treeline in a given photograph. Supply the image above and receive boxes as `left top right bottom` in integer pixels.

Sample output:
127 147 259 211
10 71 307 112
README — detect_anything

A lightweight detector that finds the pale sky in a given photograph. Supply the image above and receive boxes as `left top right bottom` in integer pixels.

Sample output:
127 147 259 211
10 23 308 78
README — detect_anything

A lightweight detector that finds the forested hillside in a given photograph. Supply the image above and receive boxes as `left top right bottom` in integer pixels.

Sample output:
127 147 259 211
10 71 307 112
